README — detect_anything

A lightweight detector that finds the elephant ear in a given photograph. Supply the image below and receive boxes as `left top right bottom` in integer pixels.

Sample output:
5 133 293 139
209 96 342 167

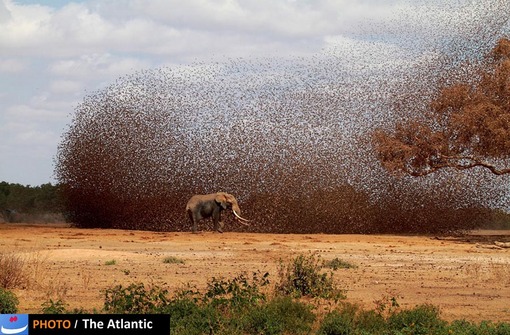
215 193 228 209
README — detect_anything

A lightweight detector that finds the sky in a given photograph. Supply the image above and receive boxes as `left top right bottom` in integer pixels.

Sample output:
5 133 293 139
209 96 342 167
0 0 508 186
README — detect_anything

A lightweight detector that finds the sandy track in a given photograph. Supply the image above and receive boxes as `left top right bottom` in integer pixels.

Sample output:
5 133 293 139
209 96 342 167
0 223 509 322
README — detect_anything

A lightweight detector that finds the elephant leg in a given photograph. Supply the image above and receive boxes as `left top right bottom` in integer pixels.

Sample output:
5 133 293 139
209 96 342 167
213 211 223 233
216 221 224 233
188 210 198 233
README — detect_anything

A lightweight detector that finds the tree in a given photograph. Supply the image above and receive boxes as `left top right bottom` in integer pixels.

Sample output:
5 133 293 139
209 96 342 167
374 38 510 177
0 182 61 214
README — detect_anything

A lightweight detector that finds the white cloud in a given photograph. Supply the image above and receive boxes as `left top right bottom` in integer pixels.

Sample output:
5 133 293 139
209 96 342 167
49 53 152 84
2 0 507 61
0 0 508 185
0 58 27 72
7 120 57 145
1 113 63 184
49 79 82 94
6 103 66 122
0 0 10 20
0 0 378 60
0 0 54 52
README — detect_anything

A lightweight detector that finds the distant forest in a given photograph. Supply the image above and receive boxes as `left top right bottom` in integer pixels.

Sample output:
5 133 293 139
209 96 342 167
0 181 64 223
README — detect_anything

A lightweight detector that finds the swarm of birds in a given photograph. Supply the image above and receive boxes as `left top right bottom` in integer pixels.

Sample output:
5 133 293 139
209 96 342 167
56 0 510 233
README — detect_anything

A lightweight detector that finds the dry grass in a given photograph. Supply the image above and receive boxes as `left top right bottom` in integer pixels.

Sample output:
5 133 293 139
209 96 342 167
42 269 70 301
0 253 27 289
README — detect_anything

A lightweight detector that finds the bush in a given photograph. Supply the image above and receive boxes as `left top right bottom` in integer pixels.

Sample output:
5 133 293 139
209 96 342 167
203 271 269 311
318 303 387 335
275 252 345 300
163 256 185 264
448 320 510 335
318 309 356 335
97 275 510 335
0 288 18 313
165 297 221 335
387 304 447 334
241 296 315 335
103 282 169 313
41 299 68 314
0 253 27 289
324 258 357 270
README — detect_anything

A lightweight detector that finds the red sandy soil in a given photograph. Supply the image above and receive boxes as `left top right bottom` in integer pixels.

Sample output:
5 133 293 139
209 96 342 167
0 223 509 322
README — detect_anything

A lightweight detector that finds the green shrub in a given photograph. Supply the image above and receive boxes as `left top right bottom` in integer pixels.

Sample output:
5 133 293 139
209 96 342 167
318 309 356 335
324 258 357 270
242 296 315 335
166 280 313 335
166 298 221 335
41 299 68 314
448 320 481 335
41 298 90 314
0 288 18 313
388 304 447 334
355 309 387 334
96 273 510 335
374 294 401 317
318 303 387 335
163 256 185 264
103 282 169 313
448 320 510 335
276 252 345 300
204 271 269 311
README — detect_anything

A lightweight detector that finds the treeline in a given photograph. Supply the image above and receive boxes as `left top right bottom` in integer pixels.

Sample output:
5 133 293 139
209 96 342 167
0 182 63 223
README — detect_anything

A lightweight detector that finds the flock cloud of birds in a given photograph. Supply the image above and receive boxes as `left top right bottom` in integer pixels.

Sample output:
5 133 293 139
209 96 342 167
56 0 510 233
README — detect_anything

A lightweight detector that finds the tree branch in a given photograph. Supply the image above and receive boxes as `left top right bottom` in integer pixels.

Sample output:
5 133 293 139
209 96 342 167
401 154 510 176
438 154 510 175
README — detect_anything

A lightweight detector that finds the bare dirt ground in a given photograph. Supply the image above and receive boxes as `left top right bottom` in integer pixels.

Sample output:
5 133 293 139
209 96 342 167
1 223 509 322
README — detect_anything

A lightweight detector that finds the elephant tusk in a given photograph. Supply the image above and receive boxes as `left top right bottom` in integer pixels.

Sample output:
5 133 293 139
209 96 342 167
232 210 250 225
237 219 250 226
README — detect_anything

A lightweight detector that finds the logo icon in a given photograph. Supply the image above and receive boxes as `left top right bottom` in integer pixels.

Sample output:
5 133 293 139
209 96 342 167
0 315 28 335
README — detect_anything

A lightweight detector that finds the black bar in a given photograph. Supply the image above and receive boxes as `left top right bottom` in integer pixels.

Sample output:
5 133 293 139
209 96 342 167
28 314 170 335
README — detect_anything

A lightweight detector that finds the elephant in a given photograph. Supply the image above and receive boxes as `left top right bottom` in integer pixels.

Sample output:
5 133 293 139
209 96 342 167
186 192 250 233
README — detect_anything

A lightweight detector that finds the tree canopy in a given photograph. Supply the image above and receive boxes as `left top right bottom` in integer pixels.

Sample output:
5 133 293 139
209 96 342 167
0 182 62 222
374 38 510 176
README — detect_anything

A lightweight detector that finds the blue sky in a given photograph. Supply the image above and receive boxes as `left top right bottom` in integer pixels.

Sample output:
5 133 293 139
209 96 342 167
1 0 508 185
